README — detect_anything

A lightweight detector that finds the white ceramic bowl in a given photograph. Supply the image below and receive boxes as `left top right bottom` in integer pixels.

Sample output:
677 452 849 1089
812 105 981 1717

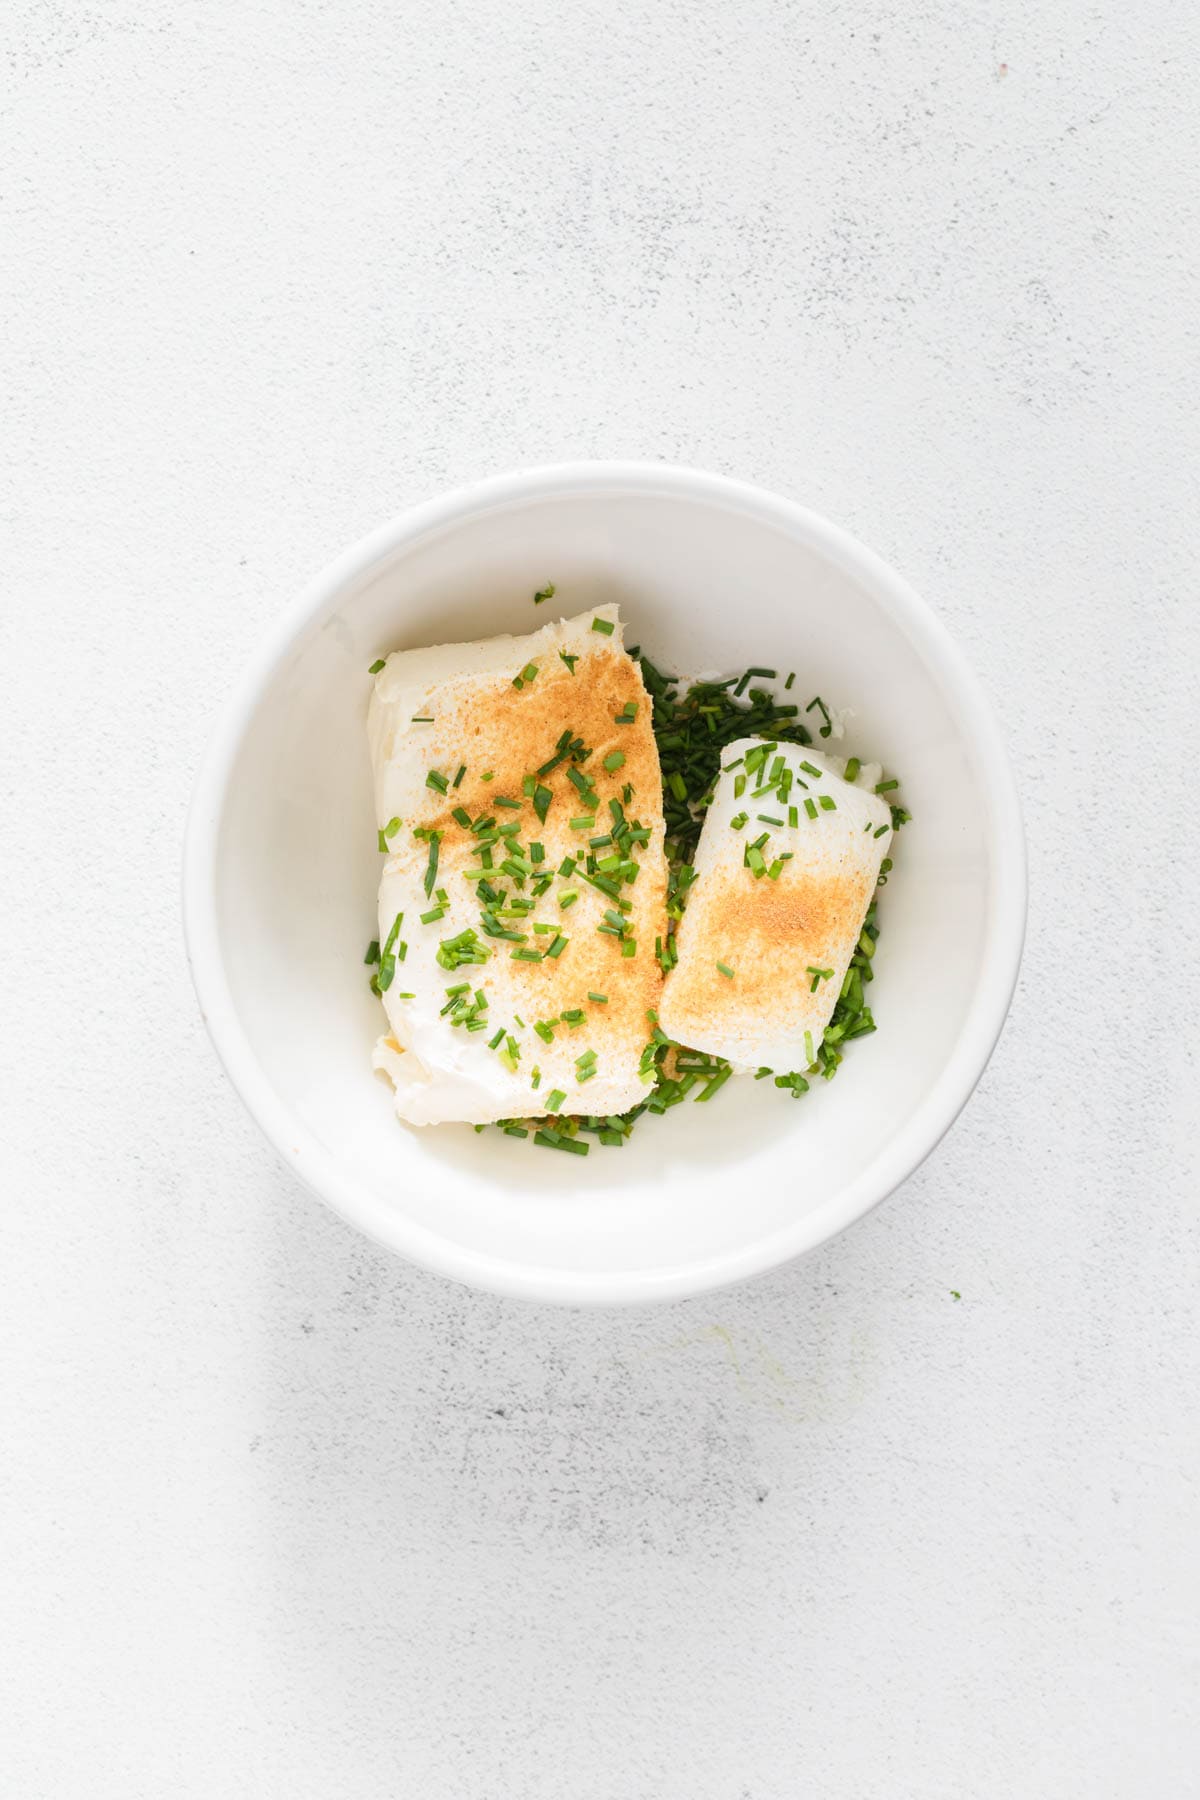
184 463 1025 1304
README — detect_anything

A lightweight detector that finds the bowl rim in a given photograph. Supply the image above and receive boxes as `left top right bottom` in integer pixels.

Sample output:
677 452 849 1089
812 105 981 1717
183 460 1026 1305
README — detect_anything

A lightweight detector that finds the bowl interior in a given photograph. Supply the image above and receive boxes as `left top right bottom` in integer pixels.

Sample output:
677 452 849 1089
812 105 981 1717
204 477 1012 1297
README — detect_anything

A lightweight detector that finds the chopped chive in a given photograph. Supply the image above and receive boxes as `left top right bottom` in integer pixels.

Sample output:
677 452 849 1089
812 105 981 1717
875 779 900 793
806 696 833 738
533 784 552 824
615 702 638 723
547 934 568 958
533 582 556 605
806 965 834 992
695 1065 733 1102
569 816 595 831
488 1027 506 1050
364 939 380 964
511 947 543 962
621 940 637 958
716 961 735 979
426 769 449 794
559 891 578 910
799 760 822 778
535 1130 588 1155
376 831 388 852
422 832 441 896
757 813 784 827
451 805 472 829
603 750 625 772
480 770 493 781
785 672 795 690
803 797 818 820
559 651 578 674
368 658 386 673
411 715 434 723
788 806 799 827
545 1089 566 1112
495 796 522 810
844 757 861 783
668 770 687 802
588 992 608 1004
819 794 837 812
874 824 889 838
590 616 615 635
381 814 401 839
503 1125 529 1138
730 811 748 831
452 765 466 788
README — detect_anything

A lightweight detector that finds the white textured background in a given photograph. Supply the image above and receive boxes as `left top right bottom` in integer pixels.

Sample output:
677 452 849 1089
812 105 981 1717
2 1 1198 1795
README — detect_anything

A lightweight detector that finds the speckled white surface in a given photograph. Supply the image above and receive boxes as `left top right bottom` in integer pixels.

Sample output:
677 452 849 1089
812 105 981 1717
2 1 1198 1793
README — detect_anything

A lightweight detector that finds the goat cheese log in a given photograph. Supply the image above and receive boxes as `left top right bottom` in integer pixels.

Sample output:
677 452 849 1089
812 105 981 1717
367 606 667 1125
658 739 892 1074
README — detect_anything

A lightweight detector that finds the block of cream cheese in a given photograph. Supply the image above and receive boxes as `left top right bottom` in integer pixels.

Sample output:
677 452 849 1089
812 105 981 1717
658 738 892 1073
367 606 667 1125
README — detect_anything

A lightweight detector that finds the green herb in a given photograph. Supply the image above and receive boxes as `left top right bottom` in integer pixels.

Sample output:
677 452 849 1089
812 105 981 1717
559 651 578 675
421 831 442 897
411 715 434 723
844 757 861 783
452 765 466 788
533 582 556 604
545 1089 566 1112
481 770 494 781
784 672 795 690
368 658 386 673
512 661 539 690
533 784 553 824
436 928 490 971
364 939 380 965
730 811 748 830
799 760 821 778
535 1130 588 1155
591 617 615 635
875 779 899 794
588 992 608 1004
603 750 625 773
716 961 735 979
818 794 837 812
806 695 833 738
803 797 818 820
806 965 834 992
615 701 638 724
426 770 449 795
